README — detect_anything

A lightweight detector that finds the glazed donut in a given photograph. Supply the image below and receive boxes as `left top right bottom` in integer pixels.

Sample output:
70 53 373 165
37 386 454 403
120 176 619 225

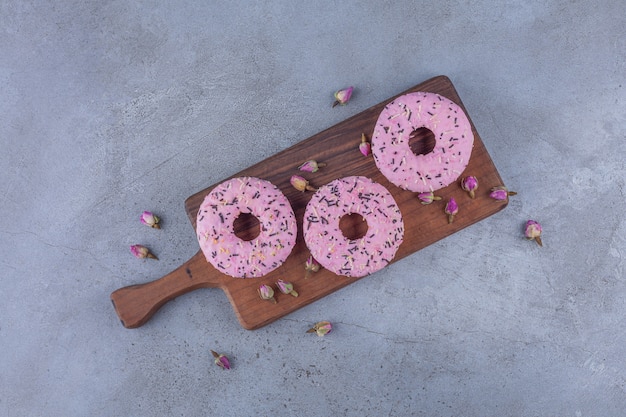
372 91 474 192
196 177 297 278
303 176 404 277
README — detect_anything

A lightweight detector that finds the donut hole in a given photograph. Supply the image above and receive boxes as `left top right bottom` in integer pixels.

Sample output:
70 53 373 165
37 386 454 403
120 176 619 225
409 127 436 156
233 212 261 241
339 213 368 241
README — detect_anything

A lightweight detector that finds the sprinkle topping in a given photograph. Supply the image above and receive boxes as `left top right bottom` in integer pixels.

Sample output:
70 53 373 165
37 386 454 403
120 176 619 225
196 177 297 278
372 92 474 192
303 176 404 278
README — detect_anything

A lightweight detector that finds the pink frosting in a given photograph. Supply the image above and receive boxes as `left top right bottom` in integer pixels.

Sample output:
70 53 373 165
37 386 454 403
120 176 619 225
303 176 404 277
372 92 474 192
196 177 297 278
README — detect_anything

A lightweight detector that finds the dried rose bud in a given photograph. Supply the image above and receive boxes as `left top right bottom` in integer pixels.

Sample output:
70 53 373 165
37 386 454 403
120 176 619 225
140 211 161 229
304 255 321 279
359 133 371 156
489 186 517 202
130 244 158 260
418 191 442 205
298 160 326 173
332 86 353 107
444 198 459 224
276 279 298 297
460 176 479 199
258 284 276 303
290 175 317 192
211 350 231 370
306 321 332 337
524 220 543 247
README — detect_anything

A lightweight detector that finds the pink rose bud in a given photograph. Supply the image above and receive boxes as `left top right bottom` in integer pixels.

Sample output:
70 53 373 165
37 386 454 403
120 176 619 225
290 175 317 192
298 160 326 173
524 220 543 247
130 244 158 260
211 350 231 370
258 284 276 303
276 279 298 297
140 211 161 229
304 255 321 279
489 186 517 202
359 133 371 156
418 191 442 205
461 176 479 199
332 86 353 107
444 198 459 224
307 321 332 337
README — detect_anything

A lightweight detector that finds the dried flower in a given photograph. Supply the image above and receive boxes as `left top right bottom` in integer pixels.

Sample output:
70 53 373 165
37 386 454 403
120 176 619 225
298 160 326 173
290 175 317 192
307 321 332 337
211 350 231 370
489 186 517 202
359 133 371 156
258 284 276 303
276 279 298 297
332 86 353 107
304 255 321 279
460 176 479 199
444 198 459 224
418 191 442 205
140 211 161 229
524 220 543 247
130 244 158 260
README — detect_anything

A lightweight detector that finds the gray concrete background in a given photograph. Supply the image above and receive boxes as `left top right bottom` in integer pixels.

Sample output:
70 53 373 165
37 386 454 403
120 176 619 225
1 0 625 416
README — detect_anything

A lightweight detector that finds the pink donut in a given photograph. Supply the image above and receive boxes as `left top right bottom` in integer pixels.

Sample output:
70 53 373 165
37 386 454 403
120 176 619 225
196 177 297 278
372 92 474 192
303 176 404 277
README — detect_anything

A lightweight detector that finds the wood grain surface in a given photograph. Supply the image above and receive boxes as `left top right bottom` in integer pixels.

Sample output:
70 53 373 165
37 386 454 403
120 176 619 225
111 75 508 330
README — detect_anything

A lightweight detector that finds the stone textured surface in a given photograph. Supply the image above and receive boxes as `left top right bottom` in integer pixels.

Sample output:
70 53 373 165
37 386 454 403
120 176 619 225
1 1 625 416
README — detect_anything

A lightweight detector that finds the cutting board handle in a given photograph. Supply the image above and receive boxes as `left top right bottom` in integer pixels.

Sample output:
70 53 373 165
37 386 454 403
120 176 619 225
110 250 220 328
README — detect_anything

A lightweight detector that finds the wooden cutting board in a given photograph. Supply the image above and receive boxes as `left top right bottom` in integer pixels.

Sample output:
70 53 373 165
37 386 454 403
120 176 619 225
111 75 508 330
